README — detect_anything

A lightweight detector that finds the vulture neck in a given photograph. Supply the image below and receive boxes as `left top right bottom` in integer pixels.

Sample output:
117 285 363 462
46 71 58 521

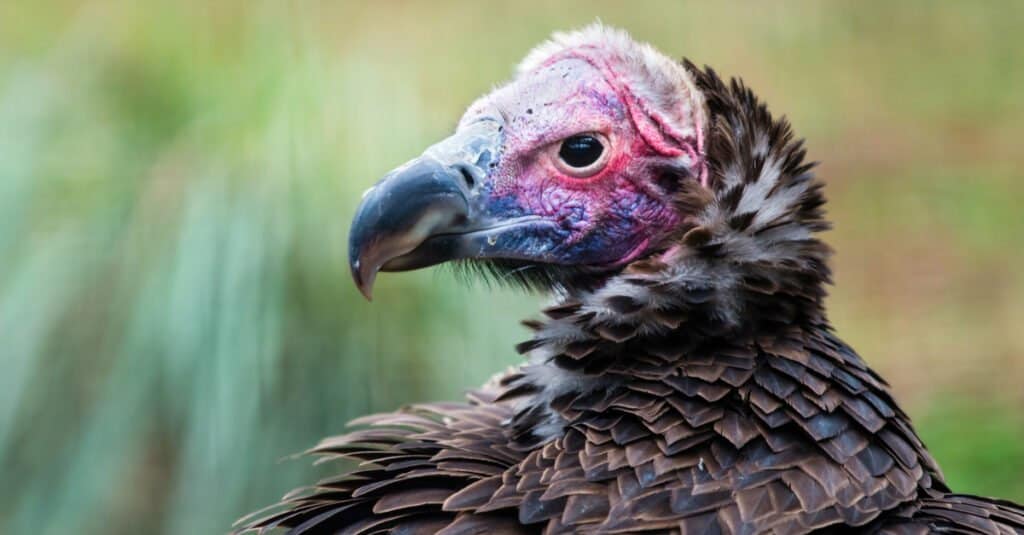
500 64 843 446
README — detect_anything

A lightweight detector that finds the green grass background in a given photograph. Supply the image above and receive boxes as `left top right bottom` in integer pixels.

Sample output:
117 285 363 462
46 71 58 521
1 2 1022 533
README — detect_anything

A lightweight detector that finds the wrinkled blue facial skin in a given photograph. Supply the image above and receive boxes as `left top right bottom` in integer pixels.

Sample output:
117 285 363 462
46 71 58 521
470 189 666 269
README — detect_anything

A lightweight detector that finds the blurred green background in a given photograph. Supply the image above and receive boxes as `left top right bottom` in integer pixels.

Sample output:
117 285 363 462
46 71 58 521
1 1 1022 533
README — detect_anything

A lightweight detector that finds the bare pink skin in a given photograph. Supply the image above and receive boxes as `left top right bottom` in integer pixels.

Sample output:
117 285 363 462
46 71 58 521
458 54 701 268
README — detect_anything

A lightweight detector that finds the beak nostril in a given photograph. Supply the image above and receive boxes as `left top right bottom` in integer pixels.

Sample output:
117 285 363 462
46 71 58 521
458 166 476 190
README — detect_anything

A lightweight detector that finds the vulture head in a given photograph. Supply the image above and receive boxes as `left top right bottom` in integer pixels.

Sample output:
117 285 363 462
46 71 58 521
351 24 829 333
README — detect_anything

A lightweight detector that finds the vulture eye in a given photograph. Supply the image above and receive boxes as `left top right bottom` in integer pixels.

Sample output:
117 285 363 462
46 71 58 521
554 133 610 177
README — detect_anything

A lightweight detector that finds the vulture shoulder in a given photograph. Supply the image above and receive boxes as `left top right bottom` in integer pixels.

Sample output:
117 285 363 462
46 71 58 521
235 328 1024 534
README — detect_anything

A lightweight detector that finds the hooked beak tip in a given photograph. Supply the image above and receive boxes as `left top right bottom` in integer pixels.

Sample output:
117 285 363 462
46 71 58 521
346 119 505 302
351 259 376 302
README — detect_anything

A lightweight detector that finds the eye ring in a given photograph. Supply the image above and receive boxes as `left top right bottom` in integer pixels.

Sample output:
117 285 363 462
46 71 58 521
552 132 611 178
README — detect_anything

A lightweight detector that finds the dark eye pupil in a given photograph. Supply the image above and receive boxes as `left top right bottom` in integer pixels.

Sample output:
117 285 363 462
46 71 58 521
559 135 604 168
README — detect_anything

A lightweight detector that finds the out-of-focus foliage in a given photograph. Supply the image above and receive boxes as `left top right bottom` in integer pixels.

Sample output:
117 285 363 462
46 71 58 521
0 2 1021 533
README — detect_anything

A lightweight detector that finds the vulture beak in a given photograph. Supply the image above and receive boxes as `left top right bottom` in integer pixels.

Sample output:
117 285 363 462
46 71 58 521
349 119 543 300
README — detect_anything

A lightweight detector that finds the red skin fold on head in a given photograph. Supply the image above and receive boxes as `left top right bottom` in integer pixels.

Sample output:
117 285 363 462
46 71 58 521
536 47 707 187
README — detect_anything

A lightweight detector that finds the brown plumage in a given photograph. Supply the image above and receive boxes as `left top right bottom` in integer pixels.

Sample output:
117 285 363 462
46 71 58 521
237 27 1024 534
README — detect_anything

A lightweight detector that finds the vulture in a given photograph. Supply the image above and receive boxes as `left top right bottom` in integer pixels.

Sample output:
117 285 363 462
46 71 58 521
238 26 1024 534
